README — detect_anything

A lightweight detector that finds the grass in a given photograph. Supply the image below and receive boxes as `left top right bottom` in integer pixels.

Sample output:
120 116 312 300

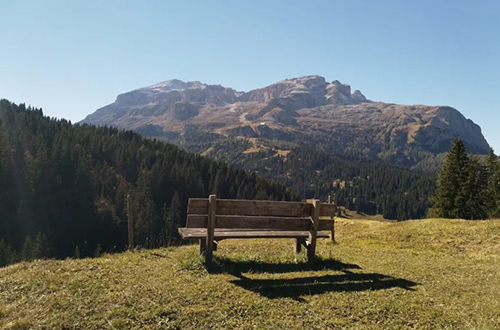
1 218 500 329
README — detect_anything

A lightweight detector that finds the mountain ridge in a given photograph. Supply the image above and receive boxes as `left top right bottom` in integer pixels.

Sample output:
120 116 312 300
82 75 490 166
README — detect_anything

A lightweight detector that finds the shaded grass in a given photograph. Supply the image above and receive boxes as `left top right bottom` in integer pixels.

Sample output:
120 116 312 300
1 218 500 329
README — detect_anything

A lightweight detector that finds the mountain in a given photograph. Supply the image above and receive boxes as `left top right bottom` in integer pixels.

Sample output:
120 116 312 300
82 75 490 166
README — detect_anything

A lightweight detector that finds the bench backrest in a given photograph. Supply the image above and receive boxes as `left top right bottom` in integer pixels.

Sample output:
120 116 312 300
186 197 336 231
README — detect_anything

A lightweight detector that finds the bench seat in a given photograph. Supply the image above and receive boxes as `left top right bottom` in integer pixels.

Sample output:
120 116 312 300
179 228 330 240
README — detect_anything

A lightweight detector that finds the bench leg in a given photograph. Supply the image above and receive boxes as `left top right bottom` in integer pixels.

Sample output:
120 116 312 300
331 219 336 243
296 238 306 253
213 240 218 251
199 239 206 254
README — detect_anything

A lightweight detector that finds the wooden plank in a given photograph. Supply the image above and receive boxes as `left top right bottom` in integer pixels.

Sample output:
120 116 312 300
187 215 333 230
189 198 335 217
216 199 312 217
216 216 311 230
187 215 333 231
186 214 207 228
205 195 216 264
307 199 320 262
178 228 330 239
187 198 209 215
320 203 337 217
318 219 334 231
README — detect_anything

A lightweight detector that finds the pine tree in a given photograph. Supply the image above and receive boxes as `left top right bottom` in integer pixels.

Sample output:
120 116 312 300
21 235 34 261
461 156 489 220
33 232 50 259
496 164 500 218
74 246 81 259
0 239 16 267
485 149 500 218
94 243 102 258
0 239 7 267
429 139 469 218
165 191 182 246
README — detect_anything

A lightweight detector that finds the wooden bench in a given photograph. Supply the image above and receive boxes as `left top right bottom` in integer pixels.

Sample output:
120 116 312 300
178 195 337 263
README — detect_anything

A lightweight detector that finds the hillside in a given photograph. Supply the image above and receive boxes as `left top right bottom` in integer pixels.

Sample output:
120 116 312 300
81 75 490 166
1 218 500 329
208 146 437 220
0 99 294 263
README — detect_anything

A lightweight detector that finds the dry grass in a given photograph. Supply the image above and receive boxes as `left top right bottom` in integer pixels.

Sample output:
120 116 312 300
1 218 500 329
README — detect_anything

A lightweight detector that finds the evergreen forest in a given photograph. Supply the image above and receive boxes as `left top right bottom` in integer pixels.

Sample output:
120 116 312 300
0 100 295 266
429 139 500 220
197 140 438 220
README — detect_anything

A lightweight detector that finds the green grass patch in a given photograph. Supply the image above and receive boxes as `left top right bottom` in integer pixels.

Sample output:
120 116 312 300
1 218 500 329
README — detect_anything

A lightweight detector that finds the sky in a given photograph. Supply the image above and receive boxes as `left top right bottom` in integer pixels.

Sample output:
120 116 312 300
1 0 499 151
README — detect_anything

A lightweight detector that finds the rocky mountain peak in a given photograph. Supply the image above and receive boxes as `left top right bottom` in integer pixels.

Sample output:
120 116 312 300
352 90 367 102
239 75 367 107
284 75 326 88
81 75 490 164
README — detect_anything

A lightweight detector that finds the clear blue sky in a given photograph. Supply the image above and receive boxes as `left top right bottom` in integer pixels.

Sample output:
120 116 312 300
1 0 499 151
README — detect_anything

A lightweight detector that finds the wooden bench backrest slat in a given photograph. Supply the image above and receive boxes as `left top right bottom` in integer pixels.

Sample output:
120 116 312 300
187 198 209 215
188 198 336 217
320 203 336 217
186 214 334 231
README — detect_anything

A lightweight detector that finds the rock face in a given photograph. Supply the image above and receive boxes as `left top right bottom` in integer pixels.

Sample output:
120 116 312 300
81 75 490 165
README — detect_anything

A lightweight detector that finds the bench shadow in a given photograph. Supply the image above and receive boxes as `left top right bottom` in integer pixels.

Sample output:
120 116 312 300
208 257 418 302
208 256 361 277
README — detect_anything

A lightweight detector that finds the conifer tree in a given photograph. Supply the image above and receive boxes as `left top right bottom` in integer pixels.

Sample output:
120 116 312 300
429 139 469 218
460 156 488 220
485 149 500 218
94 243 102 258
74 246 81 259
0 240 17 267
166 191 182 245
21 235 34 261
33 232 50 259
496 164 500 217
0 240 7 267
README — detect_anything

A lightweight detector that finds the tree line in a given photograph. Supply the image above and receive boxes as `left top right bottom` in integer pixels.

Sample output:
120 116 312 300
0 99 295 267
198 139 437 220
429 139 500 220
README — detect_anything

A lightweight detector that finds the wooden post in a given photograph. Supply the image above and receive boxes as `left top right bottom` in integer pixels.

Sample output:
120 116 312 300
296 238 305 253
205 194 217 264
307 199 320 262
328 195 335 243
199 239 206 254
127 194 133 250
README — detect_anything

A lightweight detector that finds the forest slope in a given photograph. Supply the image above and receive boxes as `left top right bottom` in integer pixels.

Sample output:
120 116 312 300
1 218 500 329
0 99 294 262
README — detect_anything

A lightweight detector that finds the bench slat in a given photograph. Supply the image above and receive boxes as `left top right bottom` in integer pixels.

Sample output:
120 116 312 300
186 215 334 231
188 198 336 217
178 228 330 240
320 203 337 217
217 199 313 217
187 198 209 215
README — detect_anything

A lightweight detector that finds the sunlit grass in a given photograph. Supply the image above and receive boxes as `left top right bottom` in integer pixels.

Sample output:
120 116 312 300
1 218 500 329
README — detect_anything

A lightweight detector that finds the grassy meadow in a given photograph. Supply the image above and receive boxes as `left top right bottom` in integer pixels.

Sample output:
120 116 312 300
1 218 500 329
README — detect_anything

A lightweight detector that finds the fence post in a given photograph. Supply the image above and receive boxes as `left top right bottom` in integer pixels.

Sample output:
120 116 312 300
328 195 336 243
308 199 320 262
205 194 217 264
127 194 134 249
